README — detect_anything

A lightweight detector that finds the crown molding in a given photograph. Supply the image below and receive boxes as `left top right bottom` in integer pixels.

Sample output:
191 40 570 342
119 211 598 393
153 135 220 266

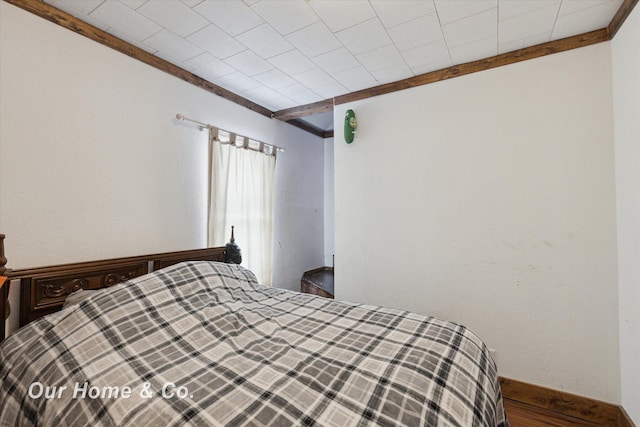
608 0 639 39
273 99 334 121
334 29 608 106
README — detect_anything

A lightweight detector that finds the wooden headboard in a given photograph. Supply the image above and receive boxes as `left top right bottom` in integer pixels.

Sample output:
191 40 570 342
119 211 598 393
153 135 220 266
0 234 229 341
0 234 7 342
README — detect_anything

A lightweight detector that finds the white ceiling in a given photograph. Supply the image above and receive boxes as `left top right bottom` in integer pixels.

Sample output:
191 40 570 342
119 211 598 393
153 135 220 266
46 0 623 130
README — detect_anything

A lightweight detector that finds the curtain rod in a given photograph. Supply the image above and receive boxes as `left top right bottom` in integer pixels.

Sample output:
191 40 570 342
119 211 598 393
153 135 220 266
175 113 285 153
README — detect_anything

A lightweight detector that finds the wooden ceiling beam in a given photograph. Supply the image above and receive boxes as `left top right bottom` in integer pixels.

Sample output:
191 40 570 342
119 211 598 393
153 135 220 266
276 21 622 120
323 129 334 139
273 99 334 121
334 29 609 106
607 0 639 39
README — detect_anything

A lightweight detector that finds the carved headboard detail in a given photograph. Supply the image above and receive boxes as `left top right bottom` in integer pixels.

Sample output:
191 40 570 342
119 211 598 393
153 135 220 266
18 260 152 326
0 234 7 277
0 234 7 342
0 234 228 342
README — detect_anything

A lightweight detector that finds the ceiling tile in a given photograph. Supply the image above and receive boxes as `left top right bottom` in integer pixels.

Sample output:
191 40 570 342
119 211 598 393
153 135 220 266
336 18 392 55
449 36 497 64
524 30 553 46
313 47 362 74
558 0 621 16
499 0 560 21
371 0 436 28
236 24 294 59
48 0 104 15
120 0 148 10
435 0 497 25
224 50 272 76
278 83 324 104
90 1 162 41
268 50 317 75
332 66 378 91
109 28 158 53
442 8 497 48
187 25 246 59
185 53 236 79
253 69 297 89
216 72 261 93
499 3 559 46
155 51 196 72
387 13 443 51
411 58 453 75
356 44 405 72
552 0 622 39
262 96 299 112
401 39 450 69
309 0 377 32
498 31 550 54
193 1 264 36
47 0 111 30
311 81 349 98
84 16 113 32
181 0 204 7
251 0 319 35
293 68 339 89
286 22 342 57
498 38 524 55
143 29 203 62
137 1 209 37
371 63 413 84
243 86 293 110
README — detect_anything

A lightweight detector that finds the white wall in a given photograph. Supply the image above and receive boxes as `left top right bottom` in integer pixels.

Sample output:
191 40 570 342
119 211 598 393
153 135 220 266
335 43 620 403
324 138 335 267
272 136 325 291
611 5 640 424
0 2 324 331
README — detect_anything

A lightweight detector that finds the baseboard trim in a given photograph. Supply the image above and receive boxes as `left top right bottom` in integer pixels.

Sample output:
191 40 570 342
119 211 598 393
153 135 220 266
499 377 635 427
619 406 636 427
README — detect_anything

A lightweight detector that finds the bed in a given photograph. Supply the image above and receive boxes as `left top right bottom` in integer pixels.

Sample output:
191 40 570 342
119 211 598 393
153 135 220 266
0 236 508 426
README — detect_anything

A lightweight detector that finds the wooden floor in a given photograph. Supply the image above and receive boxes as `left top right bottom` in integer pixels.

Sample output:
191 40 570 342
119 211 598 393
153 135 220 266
504 399 605 427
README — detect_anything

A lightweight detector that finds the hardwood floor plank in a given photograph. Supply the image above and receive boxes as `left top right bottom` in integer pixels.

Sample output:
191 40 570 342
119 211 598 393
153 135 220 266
500 377 619 426
504 399 606 427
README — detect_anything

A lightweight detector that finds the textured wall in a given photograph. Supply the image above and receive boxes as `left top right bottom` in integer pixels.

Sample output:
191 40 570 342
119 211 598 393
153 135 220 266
334 43 620 403
612 5 640 424
0 2 324 330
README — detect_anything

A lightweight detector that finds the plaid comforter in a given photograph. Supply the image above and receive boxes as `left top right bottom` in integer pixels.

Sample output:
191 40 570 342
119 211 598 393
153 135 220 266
0 262 507 426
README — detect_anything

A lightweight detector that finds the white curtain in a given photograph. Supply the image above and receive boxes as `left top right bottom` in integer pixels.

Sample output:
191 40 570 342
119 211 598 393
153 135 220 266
208 131 275 285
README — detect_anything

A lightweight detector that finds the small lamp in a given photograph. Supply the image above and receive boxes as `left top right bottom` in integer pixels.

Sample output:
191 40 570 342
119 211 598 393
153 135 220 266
224 226 242 264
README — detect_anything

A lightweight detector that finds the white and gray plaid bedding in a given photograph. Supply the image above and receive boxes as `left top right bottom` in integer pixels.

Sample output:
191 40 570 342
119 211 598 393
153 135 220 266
0 261 508 426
